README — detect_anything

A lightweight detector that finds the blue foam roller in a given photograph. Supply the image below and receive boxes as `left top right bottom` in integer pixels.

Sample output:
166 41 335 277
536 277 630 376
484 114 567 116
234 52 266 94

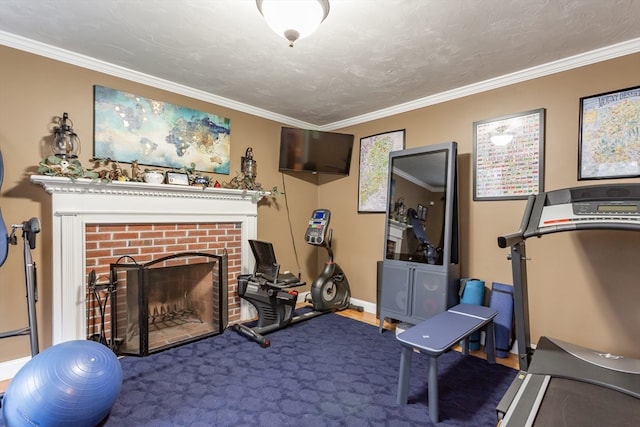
459 279 485 350
488 282 514 358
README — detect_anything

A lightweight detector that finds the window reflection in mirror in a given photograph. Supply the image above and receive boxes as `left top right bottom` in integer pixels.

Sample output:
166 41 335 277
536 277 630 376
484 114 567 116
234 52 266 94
386 150 448 265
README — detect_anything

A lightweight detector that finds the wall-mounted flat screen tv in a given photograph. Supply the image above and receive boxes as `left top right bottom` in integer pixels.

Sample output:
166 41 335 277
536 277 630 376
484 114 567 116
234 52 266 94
278 127 354 175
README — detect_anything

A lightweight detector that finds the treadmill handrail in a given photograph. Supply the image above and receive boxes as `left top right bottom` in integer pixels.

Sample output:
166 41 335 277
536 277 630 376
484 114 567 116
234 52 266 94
497 183 640 372
532 221 640 237
497 195 536 248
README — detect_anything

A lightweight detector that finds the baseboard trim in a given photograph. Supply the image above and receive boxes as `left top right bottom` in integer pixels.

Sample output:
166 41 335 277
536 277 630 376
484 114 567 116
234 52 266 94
0 356 31 381
348 297 376 314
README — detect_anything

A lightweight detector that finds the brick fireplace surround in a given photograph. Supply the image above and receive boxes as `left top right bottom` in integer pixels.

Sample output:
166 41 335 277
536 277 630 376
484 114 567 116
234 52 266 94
30 175 262 346
85 223 231 354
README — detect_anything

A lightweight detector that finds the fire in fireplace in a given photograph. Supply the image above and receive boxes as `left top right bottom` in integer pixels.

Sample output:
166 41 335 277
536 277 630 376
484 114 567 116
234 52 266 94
106 252 228 356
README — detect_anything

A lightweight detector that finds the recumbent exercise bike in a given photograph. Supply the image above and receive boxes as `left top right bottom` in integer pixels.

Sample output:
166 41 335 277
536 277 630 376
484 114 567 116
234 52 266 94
233 209 362 347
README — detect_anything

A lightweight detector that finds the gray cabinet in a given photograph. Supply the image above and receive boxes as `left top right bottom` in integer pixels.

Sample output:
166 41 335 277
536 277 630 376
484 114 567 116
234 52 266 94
378 262 459 331
378 142 460 331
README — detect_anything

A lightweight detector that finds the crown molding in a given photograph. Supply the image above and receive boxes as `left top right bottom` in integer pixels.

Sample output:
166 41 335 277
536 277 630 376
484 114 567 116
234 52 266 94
0 31 316 130
2 31 638 131
322 38 640 131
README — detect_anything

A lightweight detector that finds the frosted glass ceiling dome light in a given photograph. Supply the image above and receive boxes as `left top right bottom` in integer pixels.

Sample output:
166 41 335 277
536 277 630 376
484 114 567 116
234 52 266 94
256 0 330 47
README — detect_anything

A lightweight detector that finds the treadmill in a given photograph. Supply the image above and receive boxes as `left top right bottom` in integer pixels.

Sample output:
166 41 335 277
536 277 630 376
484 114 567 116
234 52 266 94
496 183 640 426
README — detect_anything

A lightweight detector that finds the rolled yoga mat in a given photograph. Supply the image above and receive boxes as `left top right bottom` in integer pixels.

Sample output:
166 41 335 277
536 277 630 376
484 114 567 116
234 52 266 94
459 278 485 350
487 282 514 358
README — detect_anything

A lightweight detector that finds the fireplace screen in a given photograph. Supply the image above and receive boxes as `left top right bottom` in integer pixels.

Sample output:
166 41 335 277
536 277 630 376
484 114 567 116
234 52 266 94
112 252 227 356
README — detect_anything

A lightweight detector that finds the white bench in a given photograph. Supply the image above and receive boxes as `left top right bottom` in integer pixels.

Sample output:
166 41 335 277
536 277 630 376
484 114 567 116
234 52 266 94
396 303 498 423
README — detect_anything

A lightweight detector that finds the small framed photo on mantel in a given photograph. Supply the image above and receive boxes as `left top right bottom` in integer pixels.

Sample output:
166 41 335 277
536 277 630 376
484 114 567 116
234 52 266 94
166 172 190 185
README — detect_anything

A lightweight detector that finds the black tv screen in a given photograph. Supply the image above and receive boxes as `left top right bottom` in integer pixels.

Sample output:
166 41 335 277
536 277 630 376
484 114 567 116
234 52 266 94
278 127 354 175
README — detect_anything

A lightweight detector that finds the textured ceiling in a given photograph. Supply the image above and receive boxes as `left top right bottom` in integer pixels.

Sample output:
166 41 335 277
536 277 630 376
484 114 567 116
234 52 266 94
1 0 639 129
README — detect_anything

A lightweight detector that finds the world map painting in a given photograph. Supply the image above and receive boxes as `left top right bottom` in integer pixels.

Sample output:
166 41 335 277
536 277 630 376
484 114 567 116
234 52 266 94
94 85 231 174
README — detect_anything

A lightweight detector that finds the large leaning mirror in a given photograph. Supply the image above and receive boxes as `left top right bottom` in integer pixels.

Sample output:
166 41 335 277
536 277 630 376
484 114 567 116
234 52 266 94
385 146 453 265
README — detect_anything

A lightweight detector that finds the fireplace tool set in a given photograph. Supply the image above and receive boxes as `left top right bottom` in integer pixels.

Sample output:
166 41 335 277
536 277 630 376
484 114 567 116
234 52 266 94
87 269 121 352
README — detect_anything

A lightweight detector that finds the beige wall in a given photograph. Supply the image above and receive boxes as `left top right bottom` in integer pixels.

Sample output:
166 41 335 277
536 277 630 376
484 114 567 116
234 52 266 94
327 53 640 359
1 45 638 366
0 46 319 362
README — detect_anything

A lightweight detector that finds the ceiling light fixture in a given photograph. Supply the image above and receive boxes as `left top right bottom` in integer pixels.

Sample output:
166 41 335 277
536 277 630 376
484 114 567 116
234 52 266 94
256 0 330 47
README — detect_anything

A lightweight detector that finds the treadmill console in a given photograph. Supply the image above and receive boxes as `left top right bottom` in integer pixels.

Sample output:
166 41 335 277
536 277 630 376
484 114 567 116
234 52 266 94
305 209 331 245
540 200 640 228
573 200 640 215
533 184 640 234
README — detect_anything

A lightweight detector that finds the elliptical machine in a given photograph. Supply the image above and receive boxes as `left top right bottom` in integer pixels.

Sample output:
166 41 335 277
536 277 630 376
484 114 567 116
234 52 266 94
233 208 361 347
304 209 360 312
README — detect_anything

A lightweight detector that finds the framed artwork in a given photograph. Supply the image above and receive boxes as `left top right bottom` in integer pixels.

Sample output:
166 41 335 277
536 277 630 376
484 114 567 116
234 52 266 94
358 129 405 212
417 204 427 221
93 85 231 174
578 86 640 180
473 108 545 201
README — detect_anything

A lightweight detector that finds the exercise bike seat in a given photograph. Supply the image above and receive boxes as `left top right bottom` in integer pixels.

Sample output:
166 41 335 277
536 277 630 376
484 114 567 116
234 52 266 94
254 267 304 289
259 270 301 285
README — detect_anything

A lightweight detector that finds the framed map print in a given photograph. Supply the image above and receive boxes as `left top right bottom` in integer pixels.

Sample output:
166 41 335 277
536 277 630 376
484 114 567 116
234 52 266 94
578 86 640 180
358 129 405 212
94 85 231 174
473 109 545 201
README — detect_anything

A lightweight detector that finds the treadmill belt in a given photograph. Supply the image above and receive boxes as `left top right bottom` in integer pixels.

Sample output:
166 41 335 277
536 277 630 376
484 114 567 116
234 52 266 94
534 377 640 426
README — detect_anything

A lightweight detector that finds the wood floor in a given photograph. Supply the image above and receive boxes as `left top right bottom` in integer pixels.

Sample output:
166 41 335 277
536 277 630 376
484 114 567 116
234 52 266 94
0 308 518 395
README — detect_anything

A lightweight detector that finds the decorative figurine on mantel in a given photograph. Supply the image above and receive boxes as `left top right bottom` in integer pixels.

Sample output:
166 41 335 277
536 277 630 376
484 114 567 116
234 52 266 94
92 158 128 181
130 161 142 182
220 147 280 200
393 197 406 222
192 175 210 187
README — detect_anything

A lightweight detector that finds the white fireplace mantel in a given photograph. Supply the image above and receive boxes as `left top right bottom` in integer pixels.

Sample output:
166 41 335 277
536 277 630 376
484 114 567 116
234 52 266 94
31 175 262 345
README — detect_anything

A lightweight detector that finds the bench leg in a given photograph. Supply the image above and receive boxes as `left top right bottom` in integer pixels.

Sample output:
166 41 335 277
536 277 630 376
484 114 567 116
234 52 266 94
397 346 413 404
461 336 470 355
484 322 496 364
428 355 439 423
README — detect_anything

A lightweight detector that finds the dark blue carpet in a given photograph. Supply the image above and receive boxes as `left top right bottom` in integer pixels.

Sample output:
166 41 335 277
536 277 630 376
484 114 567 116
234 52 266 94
2 312 517 426
106 312 515 426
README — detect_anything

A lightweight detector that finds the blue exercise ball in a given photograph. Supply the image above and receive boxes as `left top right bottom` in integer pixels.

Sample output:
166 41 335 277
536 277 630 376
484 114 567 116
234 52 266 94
2 340 122 427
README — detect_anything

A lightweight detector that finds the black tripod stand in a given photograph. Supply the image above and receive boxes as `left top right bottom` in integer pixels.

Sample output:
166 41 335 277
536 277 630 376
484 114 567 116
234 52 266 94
0 218 41 357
